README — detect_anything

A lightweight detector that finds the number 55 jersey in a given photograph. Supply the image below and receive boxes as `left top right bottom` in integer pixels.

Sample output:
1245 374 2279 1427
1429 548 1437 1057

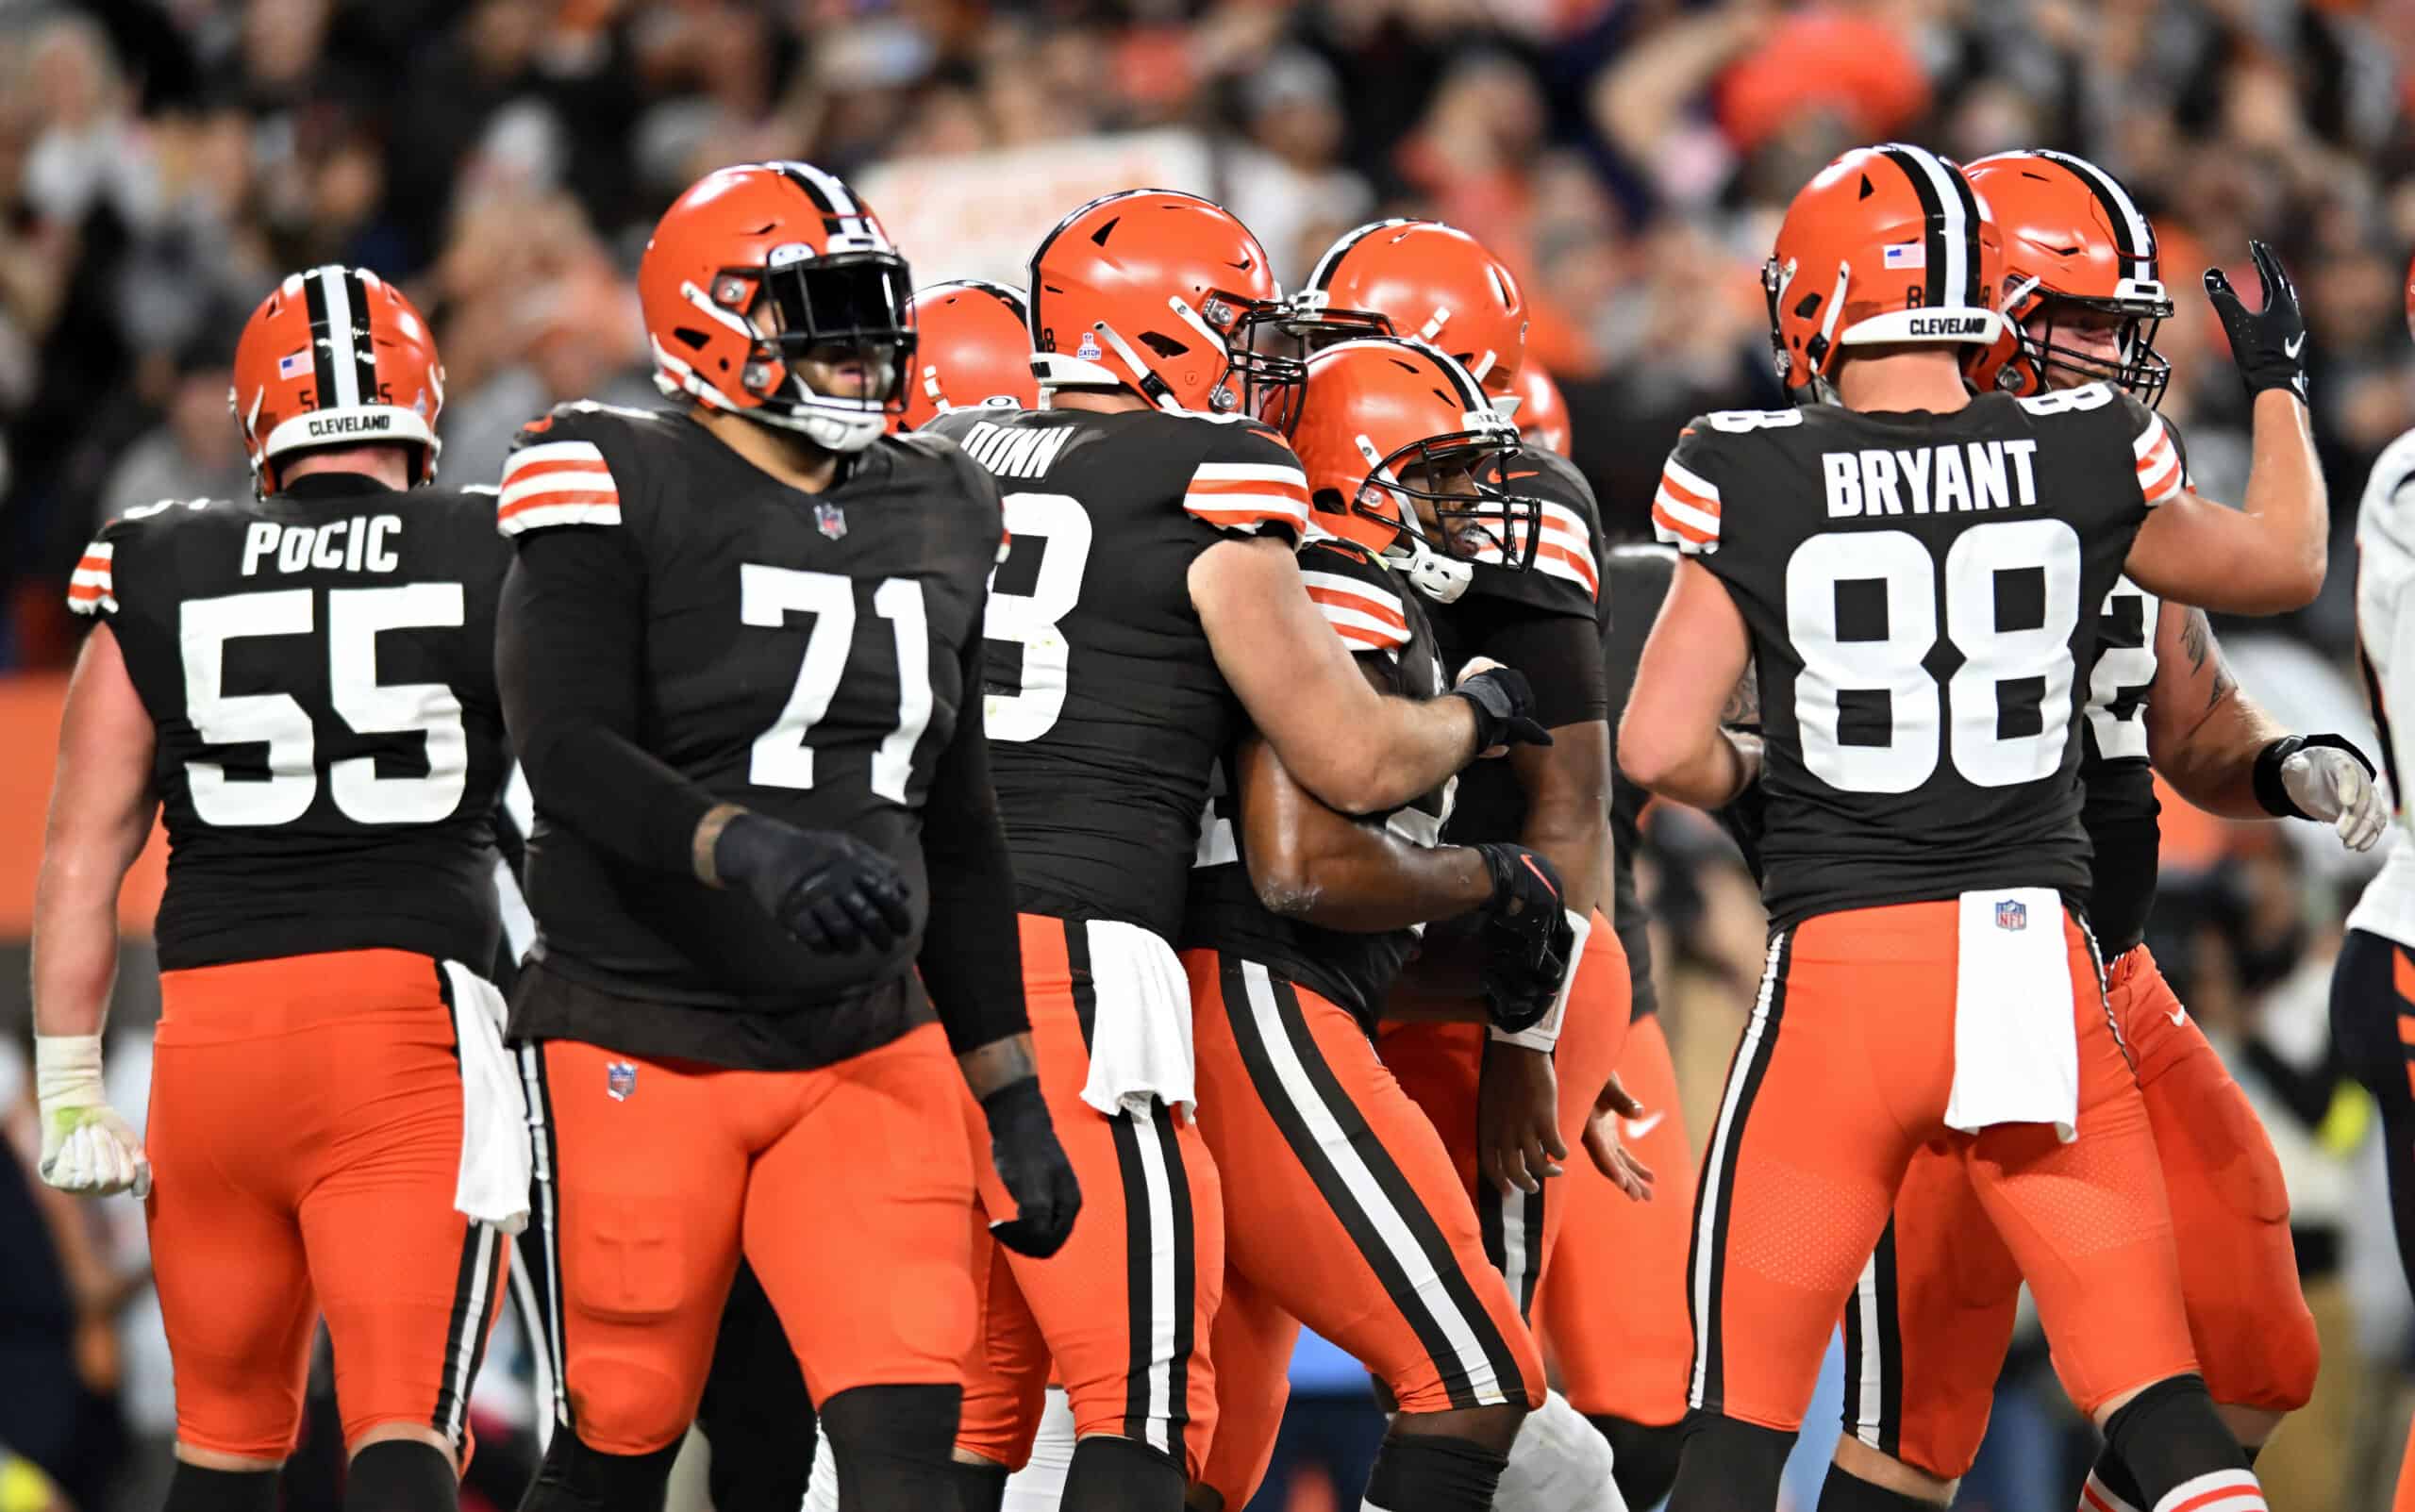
1653 381 2186 931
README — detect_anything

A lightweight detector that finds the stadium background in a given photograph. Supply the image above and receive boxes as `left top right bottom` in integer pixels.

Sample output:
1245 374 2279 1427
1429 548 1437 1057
1 0 2412 1507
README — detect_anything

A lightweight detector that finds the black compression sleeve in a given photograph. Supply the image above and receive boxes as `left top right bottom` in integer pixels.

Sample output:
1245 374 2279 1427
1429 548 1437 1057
916 635 1029 1053
1465 603 1608 729
496 527 723 878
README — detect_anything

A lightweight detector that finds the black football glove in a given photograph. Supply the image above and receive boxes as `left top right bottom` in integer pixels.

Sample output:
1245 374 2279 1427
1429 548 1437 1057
1472 841 1575 1033
712 810 915 953
2205 241 2308 403
1452 667 1555 754
980 1078 1082 1257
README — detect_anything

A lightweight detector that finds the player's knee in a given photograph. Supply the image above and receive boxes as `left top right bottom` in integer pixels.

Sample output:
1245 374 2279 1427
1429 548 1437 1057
562 1355 696 1454
2214 1404 2286 1456
1061 1434 1187 1511
1588 1414 1684 1509
341 1439 455 1512
819 1384 965 1511
518 1432 681 1512
1816 1457 1951 1511
1393 1400 1526 1456
1364 1428 1512 1512
1668 1412 1795 1512
1827 1435 1954 1504
2099 1374 2257 1510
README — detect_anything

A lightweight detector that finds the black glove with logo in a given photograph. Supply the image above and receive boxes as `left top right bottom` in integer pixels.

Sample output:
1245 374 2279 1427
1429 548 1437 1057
2205 241 2308 403
1452 667 1555 754
1472 841 1575 1033
712 810 915 953
980 1078 1083 1257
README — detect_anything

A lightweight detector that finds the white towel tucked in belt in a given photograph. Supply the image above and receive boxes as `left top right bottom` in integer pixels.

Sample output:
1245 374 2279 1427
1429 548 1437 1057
1077 921 1196 1122
442 960 532 1233
1943 888 2079 1142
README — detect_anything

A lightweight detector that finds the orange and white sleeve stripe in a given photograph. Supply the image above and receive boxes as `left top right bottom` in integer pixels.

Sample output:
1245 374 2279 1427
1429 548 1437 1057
1533 500 1600 599
1300 568 1411 652
1652 455 1722 554
2132 414 2186 508
66 539 114 615
497 440 622 536
1184 459 1311 539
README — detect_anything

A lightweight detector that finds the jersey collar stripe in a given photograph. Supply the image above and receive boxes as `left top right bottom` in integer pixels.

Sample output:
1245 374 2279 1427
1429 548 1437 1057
315 266 363 408
1879 144 1965 310
2034 150 2156 284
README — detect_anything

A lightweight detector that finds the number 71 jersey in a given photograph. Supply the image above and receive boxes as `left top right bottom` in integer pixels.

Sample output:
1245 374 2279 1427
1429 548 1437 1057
1652 382 2186 929
67 480 513 972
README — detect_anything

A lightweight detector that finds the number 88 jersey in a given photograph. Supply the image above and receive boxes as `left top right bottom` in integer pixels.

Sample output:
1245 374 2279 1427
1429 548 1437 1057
1651 382 2186 929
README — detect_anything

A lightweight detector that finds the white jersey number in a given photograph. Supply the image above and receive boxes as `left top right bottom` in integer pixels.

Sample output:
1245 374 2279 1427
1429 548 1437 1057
180 585 468 826
1787 519 2081 793
2082 579 2158 762
741 566 933 804
983 491 1094 743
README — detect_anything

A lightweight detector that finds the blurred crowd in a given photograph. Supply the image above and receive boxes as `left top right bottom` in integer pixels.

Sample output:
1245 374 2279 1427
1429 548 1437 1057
7 0 2415 1508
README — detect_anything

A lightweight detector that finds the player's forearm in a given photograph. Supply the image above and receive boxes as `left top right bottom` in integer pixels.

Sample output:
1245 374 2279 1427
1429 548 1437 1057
1241 737 1490 931
957 1032 1040 1100
2152 686 2290 820
1510 726 1610 920
1622 720 1760 811
919 672 1032 1055
31 863 126 1038
2240 390 2326 602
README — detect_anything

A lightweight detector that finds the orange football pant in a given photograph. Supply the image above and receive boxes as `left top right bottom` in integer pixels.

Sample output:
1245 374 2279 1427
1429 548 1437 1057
1379 911 1630 1314
526 1022 975 1455
1531 1011 1695 1426
1837 943 2316 1475
1187 951 1543 1510
145 949 508 1462
1690 903 2198 1434
957 915 1223 1479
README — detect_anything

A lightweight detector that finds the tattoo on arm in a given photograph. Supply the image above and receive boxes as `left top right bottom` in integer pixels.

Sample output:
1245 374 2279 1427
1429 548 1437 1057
1721 659 1760 726
2181 608 2236 713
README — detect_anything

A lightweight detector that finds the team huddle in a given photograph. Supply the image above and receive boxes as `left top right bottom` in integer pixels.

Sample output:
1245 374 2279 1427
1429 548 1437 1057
22 138 2397 1512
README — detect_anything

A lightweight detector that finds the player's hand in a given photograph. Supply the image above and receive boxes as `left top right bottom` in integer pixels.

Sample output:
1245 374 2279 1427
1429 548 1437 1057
1450 663 1554 758
713 811 914 953
1472 843 1574 1032
35 1035 150 1199
979 1078 1083 1257
2283 741 2386 852
1478 1040 1564 1195
2205 241 2308 403
1581 1072 1656 1203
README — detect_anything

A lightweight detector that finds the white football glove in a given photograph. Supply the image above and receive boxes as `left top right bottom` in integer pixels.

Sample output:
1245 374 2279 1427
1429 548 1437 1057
2281 745 2387 853
35 1034 150 1198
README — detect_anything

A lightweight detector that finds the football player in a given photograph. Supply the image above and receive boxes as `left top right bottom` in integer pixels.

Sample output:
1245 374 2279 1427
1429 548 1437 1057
1184 338 1602 1512
2331 255 2415 1512
899 279 1040 431
923 189 1551 1512
496 162 1077 1512
35 268 516 1512
1818 148 2378 1512
1620 142 2324 1512
1293 220 1635 1506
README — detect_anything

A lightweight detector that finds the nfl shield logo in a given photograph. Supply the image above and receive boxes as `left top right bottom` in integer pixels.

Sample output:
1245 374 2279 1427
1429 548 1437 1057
606 1061 637 1101
1995 899 2027 932
815 501 847 540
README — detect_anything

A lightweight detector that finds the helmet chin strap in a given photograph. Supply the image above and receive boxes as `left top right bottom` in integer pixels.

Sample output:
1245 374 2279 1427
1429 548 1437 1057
1393 537 1472 604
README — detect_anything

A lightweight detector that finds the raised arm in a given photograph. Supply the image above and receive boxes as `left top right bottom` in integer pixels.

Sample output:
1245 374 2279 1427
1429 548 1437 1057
1191 535 1543 815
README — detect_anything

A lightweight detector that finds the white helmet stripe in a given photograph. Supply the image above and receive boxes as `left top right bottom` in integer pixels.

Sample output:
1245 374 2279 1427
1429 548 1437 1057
317 266 361 408
1883 143 1972 311
777 160 858 216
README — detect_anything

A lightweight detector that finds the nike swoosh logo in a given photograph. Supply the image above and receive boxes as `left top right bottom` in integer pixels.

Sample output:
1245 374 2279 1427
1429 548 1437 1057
1622 1111 1665 1140
2285 333 2306 358
2167 1004 2186 1026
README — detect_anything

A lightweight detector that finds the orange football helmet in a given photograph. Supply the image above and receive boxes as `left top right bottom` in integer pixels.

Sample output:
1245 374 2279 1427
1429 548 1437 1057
1963 150 2173 406
640 161 913 453
1763 142 2007 401
230 265 443 495
1289 338 1542 605
1026 189 1294 417
899 280 1037 431
1511 362 1570 457
1299 220 1527 393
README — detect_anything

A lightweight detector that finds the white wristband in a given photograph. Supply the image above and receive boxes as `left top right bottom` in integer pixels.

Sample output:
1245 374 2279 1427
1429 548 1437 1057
34 1032 108 1108
1490 909 1591 1054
